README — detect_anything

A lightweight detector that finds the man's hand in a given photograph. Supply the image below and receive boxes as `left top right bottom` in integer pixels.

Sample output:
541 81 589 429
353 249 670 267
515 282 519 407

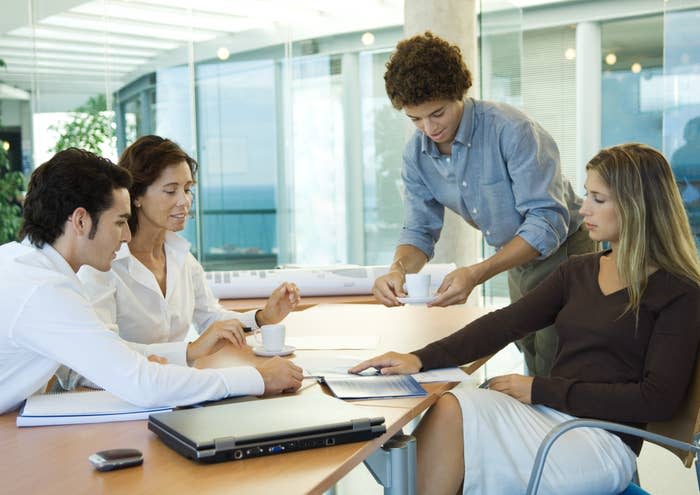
256 357 303 395
348 352 422 375
186 319 248 363
372 271 406 307
430 266 479 307
485 374 534 404
257 283 301 325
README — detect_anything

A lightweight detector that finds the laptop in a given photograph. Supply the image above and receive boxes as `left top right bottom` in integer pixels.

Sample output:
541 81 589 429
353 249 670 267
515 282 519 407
148 393 386 463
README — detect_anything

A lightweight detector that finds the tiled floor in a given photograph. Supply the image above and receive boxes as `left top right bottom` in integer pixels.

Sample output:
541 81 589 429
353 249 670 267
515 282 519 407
331 344 698 494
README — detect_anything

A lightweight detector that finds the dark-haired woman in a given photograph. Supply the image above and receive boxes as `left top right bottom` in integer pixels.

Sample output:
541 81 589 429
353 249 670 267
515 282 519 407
78 135 299 347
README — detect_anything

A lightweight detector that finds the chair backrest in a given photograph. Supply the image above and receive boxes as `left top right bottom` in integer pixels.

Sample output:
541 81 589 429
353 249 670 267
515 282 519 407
647 346 700 467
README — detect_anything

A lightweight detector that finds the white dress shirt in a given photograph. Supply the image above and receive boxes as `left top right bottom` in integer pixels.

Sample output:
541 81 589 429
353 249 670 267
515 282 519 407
78 232 259 344
0 240 264 414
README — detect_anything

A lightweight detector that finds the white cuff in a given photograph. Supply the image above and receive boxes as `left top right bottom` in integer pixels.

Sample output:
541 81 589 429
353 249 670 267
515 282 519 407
216 366 265 396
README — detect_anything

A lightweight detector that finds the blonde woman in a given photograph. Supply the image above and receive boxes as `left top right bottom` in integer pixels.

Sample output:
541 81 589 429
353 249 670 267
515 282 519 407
351 143 700 494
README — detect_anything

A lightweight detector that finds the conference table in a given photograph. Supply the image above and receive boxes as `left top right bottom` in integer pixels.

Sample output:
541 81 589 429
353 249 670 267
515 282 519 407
0 303 492 495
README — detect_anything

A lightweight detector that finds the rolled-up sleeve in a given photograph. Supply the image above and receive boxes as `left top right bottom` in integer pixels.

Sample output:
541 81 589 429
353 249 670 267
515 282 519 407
397 151 444 260
503 120 570 258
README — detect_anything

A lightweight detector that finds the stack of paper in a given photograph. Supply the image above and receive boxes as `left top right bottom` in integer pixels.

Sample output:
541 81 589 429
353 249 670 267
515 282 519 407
17 390 172 427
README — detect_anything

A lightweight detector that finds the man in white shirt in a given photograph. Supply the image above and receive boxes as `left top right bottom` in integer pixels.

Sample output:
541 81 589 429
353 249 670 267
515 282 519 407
0 148 302 414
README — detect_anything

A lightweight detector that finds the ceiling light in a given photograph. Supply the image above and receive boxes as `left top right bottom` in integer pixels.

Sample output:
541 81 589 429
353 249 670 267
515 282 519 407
631 62 642 74
361 32 375 46
217 47 230 61
605 53 617 65
564 48 576 60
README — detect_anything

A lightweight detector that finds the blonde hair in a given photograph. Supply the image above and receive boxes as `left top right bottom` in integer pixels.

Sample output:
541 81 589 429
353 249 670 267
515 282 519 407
586 143 700 316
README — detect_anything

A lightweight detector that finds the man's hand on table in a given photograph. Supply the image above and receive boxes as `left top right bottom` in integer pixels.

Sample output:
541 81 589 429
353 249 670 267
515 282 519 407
256 357 303 395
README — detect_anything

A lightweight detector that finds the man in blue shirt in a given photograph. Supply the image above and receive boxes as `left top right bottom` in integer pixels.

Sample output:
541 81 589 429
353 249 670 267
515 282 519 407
372 32 594 377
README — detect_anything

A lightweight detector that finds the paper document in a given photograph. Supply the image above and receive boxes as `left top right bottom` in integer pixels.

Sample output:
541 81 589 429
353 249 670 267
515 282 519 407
412 367 476 383
286 335 379 350
206 263 456 298
17 390 172 427
295 354 366 377
296 355 473 384
323 375 427 400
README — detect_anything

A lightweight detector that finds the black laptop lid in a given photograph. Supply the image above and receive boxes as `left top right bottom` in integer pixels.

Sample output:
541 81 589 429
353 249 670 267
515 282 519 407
149 393 385 450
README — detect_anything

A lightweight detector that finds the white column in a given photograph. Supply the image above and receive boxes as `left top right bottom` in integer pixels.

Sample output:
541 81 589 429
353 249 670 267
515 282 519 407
341 52 365 264
575 21 601 194
404 0 482 305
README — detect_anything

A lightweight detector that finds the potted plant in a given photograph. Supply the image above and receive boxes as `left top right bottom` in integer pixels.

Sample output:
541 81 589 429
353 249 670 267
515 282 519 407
0 58 26 244
49 94 115 154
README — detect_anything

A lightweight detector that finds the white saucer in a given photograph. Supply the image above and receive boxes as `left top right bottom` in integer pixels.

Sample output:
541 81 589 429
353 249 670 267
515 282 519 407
252 345 296 357
397 295 437 305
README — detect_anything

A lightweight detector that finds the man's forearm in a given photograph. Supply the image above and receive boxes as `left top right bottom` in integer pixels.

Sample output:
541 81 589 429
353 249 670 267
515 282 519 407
390 245 429 275
470 236 539 285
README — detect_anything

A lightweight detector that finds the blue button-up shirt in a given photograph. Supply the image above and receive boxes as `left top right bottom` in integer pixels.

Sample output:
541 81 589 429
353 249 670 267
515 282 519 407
398 98 582 260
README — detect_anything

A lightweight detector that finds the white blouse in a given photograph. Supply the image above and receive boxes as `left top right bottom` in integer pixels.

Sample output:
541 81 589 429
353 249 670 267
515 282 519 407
0 241 263 414
78 232 259 344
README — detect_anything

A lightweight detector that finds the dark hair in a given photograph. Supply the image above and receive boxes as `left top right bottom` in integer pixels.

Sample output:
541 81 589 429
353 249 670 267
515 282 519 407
19 148 132 247
118 135 198 234
384 31 472 110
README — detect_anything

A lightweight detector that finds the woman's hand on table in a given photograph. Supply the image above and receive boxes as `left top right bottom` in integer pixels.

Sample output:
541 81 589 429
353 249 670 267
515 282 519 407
348 352 422 375
258 282 301 325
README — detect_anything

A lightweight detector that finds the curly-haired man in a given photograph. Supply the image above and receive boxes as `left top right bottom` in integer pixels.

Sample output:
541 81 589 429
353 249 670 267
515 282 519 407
372 32 595 377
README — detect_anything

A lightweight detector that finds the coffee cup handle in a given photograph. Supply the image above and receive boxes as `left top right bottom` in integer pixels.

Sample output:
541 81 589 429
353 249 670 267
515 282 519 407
253 327 263 346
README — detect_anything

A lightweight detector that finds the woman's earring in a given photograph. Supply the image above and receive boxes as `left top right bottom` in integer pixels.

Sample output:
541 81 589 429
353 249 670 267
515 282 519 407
134 201 141 208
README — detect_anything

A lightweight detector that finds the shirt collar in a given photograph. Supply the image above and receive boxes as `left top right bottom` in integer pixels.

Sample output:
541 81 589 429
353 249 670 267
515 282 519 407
420 98 475 157
32 240 82 283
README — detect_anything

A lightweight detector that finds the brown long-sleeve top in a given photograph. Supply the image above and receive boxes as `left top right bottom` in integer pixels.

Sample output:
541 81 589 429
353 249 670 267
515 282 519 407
412 252 700 454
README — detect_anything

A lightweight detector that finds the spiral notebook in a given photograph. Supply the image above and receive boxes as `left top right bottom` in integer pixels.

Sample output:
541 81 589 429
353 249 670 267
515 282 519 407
17 390 172 427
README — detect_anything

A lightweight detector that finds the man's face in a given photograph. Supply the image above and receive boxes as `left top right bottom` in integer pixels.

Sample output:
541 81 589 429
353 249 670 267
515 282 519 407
404 99 464 146
84 188 132 271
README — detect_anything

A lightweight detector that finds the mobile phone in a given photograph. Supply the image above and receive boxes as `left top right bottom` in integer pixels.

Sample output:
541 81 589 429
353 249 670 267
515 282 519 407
89 448 143 472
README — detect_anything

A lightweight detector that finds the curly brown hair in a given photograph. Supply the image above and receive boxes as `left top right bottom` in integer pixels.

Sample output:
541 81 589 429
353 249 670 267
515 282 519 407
384 31 472 110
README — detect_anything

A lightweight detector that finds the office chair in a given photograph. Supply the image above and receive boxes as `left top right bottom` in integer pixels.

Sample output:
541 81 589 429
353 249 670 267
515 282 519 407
526 351 700 495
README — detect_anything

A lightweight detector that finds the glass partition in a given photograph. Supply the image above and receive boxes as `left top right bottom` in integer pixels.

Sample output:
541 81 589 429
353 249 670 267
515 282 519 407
663 1 700 250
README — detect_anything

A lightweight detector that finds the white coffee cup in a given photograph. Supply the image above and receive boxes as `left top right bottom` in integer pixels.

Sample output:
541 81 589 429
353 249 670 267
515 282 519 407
255 324 286 352
404 273 431 298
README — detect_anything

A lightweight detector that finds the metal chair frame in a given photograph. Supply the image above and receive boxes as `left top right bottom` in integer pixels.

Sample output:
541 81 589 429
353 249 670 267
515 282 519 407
525 418 700 495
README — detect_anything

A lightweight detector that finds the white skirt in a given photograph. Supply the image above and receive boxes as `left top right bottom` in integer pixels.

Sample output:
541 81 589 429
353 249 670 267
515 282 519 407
448 384 637 495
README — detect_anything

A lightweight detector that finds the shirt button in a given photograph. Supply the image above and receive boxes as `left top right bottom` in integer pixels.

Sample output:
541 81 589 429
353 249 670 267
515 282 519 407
472 208 477 214
467 142 472 148
462 181 467 187
486 230 491 236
